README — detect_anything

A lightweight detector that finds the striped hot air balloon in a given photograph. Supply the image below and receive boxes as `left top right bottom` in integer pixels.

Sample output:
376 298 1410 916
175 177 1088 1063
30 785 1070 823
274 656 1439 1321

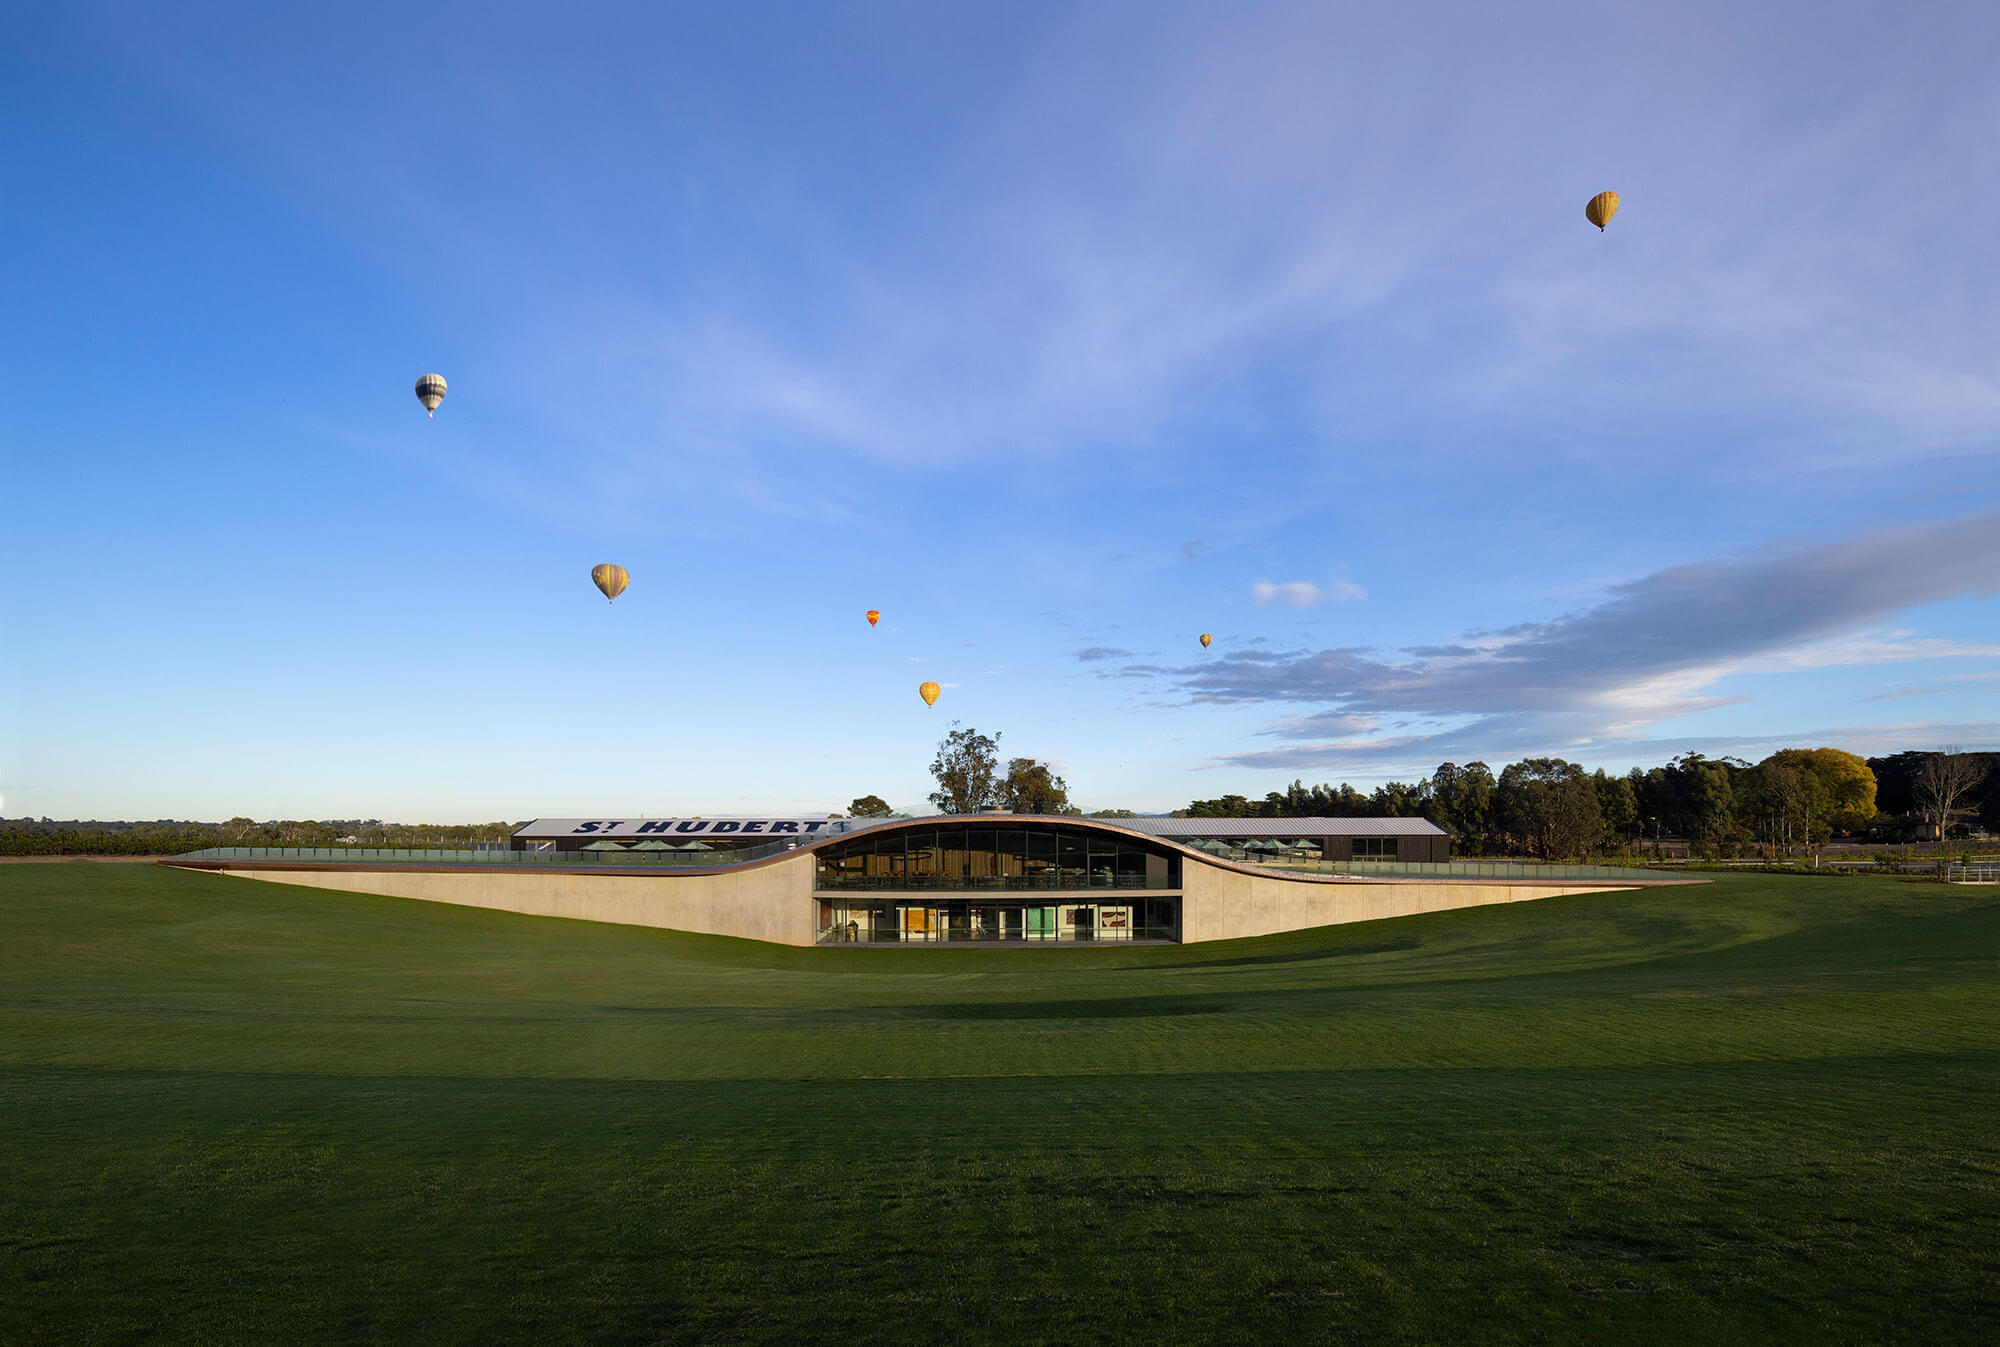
919 681 941 707
1585 191 1619 232
866 610 881 627
591 564 629 604
414 373 447 416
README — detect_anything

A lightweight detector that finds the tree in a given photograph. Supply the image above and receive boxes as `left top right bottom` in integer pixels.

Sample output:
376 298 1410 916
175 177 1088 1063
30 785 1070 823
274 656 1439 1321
997 758 1074 815
847 795 893 818
1671 754 1743 854
1593 769 1639 849
1497 758 1604 860
1089 808 1136 819
1369 781 1424 817
928 723 1001 815
1803 748 1877 833
1429 762 1495 855
1746 755 1822 856
1914 747 1982 865
1756 748 1874 843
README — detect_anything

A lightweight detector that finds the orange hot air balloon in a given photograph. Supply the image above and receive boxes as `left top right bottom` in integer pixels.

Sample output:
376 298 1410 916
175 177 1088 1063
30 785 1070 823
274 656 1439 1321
1585 191 1619 232
1199 633 1213 649
918 681 941 707
591 563 629 604
866 610 881 627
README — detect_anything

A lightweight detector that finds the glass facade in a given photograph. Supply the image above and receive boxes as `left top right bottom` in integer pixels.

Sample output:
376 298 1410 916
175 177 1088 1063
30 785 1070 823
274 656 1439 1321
1181 837 1328 867
813 822 1180 943
816 897 1180 944
814 823 1177 892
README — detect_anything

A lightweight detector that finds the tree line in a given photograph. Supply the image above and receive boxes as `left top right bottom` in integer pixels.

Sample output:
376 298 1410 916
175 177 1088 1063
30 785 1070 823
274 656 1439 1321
0 817 521 856
1179 747 1998 860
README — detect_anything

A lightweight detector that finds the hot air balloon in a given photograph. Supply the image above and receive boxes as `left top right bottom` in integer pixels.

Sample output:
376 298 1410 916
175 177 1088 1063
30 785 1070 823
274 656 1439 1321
1585 191 1619 232
1199 633 1213 649
414 373 447 416
919 681 941 707
591 563 629 604
866 610 881 627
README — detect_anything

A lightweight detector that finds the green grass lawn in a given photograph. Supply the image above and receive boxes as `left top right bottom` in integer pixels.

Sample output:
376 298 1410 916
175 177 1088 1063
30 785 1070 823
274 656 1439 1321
2 864 1995 1344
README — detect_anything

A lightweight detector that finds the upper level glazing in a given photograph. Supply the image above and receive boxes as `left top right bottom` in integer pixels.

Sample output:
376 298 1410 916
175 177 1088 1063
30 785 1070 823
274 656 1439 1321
814 821 1179 892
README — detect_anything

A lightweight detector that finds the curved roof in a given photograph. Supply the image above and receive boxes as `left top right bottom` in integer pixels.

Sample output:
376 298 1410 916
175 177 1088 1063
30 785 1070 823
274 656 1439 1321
166 813 1379 886
770 813 1368 886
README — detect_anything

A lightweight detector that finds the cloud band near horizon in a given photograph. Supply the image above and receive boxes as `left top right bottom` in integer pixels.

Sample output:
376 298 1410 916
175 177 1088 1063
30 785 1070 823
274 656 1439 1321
1122 509 2000 771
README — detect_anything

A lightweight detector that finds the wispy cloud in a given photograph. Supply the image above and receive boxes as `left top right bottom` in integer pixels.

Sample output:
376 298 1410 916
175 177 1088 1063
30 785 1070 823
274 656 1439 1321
1250 578 1365 608
1076 646 1135 662
1251 580 1320 607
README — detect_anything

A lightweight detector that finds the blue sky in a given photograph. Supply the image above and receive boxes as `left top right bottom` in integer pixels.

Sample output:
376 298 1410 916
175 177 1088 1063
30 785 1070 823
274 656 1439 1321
3 0 1997 821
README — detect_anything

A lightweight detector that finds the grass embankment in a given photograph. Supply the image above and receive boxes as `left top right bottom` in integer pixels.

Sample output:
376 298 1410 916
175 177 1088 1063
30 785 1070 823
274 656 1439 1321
2 863 1995 1344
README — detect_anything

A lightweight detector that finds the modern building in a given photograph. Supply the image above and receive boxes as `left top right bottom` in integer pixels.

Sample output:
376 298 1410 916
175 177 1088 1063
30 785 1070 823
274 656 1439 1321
165 812 1687 946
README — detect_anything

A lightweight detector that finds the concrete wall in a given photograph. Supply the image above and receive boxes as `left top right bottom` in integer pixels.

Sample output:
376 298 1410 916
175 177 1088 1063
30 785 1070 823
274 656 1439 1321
216 855 819 945
1178 860 1628 943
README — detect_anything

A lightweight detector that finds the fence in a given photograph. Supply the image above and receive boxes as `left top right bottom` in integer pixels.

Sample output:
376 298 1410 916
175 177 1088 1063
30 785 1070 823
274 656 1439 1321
1186 842 1663 882
167 842 806 869
171 843 1667 884
816 873 1174 893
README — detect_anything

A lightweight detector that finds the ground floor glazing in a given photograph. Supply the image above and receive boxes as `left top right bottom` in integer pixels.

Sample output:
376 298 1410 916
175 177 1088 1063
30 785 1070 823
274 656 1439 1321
816 896 1179 943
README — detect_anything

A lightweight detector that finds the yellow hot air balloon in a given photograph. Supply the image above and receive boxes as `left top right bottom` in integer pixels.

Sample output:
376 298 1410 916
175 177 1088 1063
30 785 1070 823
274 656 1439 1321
866 610 881 627
1585 191 1619 232
414 373 447 416
1199 633 1213 649
918 681 941 707
591 563 629 604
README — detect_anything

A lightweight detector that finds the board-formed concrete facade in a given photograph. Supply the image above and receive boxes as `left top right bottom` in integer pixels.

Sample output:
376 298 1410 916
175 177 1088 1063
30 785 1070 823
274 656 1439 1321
173 814 1687 946
217 853 821 945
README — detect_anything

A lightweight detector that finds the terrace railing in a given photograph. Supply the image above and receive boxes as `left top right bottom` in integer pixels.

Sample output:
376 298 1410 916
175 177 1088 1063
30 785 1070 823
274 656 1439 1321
1328 859 1670 881
167 841 811 869
171 843 1665 884
814 873 1173 893
1185 842 1665 882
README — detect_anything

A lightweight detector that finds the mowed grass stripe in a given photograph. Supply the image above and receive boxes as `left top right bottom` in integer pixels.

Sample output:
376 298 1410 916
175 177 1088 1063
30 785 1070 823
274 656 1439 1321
1 862 1996 1344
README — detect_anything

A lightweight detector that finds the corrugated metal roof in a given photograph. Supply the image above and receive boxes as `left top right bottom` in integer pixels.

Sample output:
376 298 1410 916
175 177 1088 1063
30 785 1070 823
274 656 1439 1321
1116 816 1446 837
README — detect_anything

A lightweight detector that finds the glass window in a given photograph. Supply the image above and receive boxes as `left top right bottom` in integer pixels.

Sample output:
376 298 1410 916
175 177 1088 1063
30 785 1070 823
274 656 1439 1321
998 828 1026 878
1058 831 1087 880
908 830 942 879
963 829 994 880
